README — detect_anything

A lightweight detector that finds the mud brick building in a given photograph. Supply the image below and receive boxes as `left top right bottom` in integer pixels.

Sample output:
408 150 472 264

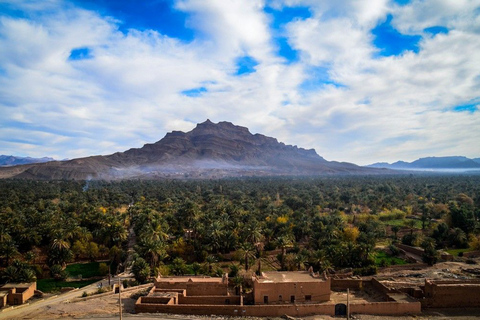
253 271 330 304
0 282 36 307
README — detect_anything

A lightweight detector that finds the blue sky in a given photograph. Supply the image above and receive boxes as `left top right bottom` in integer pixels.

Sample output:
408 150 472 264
0 0 479 165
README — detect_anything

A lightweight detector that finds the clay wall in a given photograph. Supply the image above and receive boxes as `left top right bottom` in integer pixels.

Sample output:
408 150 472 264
423 280 480 307
154 288 185 295
136 301 421 317
370 278 393 300
156 282 227 296
139 296 175 305
4 283 36 305
464 250 480 258
135 301 335 317
254 278 330 304
378 263 427 273
0 293 6 308
331 279 363 290
178 295 240 305
396 244 424 256
350 301 421 315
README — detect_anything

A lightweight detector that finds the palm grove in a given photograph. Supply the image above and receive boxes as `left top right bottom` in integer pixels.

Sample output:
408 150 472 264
0 175 479 287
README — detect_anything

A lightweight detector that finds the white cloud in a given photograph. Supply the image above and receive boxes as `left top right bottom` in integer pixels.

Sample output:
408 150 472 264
0 0 479 165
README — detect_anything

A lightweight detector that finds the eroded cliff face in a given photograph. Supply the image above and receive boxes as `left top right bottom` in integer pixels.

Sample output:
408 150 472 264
0 120 374 180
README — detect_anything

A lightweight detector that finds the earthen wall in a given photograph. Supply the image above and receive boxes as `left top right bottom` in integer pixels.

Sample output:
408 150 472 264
350 301 421 315
331 279 363 290
178 295 241 305
423 280 480 307
156 282 227 296
253 278 330 304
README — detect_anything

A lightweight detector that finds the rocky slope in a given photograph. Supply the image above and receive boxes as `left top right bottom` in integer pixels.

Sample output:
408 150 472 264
0 120 381 180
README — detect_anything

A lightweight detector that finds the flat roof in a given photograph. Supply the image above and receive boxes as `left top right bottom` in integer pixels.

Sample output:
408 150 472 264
157 276 223 283
256 271 326 283
0 283 34 289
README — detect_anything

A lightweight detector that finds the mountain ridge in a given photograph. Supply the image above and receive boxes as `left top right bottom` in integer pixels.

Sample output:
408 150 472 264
368 156 480 170
0 120 382 180
0 155 55 167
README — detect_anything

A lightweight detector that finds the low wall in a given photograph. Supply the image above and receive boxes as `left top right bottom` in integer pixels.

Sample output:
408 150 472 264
396 244 424 256
156 282 227 296
139 296 175 305
350 301 421 315
331 279 363 290
178 295 240 305
0 293 7 308
464 250 480 258
378 263 428 273
136 300 421 317
135 302 335 317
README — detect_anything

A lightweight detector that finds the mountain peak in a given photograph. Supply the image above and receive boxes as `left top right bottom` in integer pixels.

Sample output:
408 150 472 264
0 120 380 180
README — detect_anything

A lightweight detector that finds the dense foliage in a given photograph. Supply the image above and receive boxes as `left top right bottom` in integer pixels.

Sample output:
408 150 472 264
0 174 479 283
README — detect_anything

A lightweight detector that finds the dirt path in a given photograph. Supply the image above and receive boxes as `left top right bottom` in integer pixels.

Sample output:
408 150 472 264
122 224 136 275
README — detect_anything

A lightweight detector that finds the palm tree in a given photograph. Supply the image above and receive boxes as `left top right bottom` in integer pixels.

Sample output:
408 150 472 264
275 235 293 270
142 219 169 243
238 242 255 271
0 237 18 266
204 255 217 275
138 238 167 270
391 225 400 240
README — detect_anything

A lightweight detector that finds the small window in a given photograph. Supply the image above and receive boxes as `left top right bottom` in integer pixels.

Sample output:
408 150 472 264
264 296 269 304
290 295 295 303
305 295 311 301
279 295 283 301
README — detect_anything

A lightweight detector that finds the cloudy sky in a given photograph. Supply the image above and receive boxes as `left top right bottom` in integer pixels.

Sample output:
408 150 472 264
0 0 479 165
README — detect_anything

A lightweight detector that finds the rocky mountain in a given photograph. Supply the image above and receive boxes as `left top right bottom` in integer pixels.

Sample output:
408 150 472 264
0 120 381 180
0 155 55 167
368 156 480 170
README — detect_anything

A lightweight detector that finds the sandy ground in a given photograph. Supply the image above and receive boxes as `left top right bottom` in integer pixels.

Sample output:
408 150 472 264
10 288 139 319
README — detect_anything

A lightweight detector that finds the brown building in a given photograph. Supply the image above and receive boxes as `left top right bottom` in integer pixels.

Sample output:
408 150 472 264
135 272 421 317
0 282 36 307
423 279 480 307
254 271 330 305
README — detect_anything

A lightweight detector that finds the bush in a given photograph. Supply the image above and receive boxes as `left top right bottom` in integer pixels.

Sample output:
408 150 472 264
96 286 108 294
98 263 109 276
353 265 377 276
50 265 69 281
379 259 390 267
170 257 188 275
132 258 150 284
82 291 88 297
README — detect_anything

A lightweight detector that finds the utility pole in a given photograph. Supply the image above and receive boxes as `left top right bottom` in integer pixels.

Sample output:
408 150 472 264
347 288 350 320
118 277 122 320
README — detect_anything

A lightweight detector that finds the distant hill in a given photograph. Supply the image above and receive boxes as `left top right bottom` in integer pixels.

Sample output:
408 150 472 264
0 120 384 180
0 155 55 167
368 156 480 170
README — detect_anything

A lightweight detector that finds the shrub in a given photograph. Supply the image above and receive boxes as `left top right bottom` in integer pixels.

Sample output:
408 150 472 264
353 265 377 276
50 265 69 281
132 258 150 284
98 263 109 276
